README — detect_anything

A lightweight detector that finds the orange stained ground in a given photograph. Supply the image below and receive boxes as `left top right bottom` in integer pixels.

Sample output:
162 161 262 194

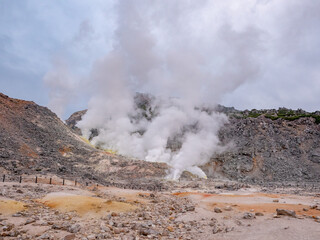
19 144 39 158
90 186 153 204
38 195 137 217
205 202 320 217
0 199 26 216
173 192 320 217
58 146 72 156
173 192 282 199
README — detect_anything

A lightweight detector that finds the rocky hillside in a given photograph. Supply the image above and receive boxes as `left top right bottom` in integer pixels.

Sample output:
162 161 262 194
0 93 168 186
66 93 320 184
66 109 87 135
205 116 320 184
0 93 95 174
2 92 319 185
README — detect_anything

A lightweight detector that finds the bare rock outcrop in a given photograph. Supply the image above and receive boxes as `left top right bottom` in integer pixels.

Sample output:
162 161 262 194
203 116 320 184
65 94 320 185
0 93 168 184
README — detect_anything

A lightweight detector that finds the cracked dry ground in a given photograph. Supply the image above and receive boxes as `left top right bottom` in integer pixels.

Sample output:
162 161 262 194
0 182 320 240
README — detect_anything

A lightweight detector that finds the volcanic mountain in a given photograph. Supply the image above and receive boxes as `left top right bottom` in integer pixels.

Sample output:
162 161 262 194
0 93 168 186
67 93 320 186
1 92 319 240
1 92 320 187
0 93 95 171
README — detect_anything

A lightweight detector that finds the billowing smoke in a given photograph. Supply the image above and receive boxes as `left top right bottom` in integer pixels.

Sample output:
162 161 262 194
44 58 77 118
76 0 262 179
42 0 320 178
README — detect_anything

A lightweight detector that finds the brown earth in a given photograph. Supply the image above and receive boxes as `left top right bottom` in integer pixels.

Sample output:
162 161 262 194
174 191 320 217
1 181 319 239
0 93 169 187
1 93 320 239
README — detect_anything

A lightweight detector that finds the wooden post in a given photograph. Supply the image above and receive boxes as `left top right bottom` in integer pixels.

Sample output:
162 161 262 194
62 179 65 185
35 176 38 183
19 176 22 183
2 175 5 182
49 178 52 184
75 180 77 186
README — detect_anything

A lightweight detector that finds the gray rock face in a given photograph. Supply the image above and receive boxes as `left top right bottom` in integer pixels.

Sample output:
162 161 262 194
65 109 87 135
0 93 100 178
310 150 320 164
0 93 168 184
6 90 317 185
66 100 320 184
202 116 320 184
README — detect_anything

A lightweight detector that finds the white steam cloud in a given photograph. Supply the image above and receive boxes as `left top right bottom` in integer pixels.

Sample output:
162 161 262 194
43 0 320 178
44 58 77 118
75 0 262 179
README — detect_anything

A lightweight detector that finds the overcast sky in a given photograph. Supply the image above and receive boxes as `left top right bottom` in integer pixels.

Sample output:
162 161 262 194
1 0 320 119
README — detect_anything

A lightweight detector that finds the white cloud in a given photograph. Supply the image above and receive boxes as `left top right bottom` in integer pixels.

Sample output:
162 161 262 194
0 0 320 114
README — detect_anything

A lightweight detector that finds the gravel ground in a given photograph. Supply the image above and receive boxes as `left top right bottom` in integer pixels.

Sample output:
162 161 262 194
0 180 319 240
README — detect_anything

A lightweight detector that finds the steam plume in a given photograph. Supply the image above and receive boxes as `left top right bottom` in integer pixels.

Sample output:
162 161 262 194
76 0 262 179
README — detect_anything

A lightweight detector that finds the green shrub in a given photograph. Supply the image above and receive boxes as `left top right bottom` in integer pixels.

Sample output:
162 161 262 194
312 115 320 124
265 115 279 120
278 108 289 116
283 115 303 121
247 112 261 118
237 108 319 124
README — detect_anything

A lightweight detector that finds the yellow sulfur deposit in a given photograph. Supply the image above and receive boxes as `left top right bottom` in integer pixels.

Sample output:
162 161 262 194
0 198 26 216
38 194 137 217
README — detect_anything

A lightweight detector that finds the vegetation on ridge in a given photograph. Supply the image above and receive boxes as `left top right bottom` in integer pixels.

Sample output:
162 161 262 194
234 107 320 124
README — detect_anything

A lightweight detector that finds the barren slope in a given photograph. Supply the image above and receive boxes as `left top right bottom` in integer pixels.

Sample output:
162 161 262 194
66 94 320 185
204 116 320 184
0 93 168 185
